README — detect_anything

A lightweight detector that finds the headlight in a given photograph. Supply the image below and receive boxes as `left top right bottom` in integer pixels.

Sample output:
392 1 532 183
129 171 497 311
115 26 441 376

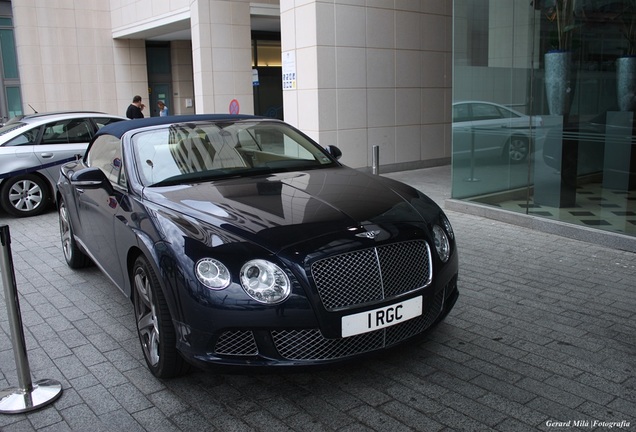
196 258 231 289
441 215 454 240
432 225 450 262
240 259 291 304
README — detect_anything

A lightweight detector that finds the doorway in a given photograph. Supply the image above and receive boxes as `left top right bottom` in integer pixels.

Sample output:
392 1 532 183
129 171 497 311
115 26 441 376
252 35 283 120
146 42 172 117
149 83 171 117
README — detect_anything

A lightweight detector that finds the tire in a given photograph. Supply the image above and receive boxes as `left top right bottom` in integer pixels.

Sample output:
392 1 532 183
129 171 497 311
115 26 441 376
132 255 189 378
58 199 92 268
505 136 529 163
0 174 51 217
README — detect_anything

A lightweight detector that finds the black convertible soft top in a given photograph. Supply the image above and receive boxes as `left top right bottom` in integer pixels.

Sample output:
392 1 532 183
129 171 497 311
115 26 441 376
95 114 263 139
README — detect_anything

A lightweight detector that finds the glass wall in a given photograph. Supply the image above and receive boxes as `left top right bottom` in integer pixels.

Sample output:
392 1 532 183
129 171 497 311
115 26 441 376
452 0 636 238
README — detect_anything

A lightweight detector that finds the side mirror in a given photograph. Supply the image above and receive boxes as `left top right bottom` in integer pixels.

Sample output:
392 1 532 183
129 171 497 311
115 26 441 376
326 145 342 160
71 167 113 192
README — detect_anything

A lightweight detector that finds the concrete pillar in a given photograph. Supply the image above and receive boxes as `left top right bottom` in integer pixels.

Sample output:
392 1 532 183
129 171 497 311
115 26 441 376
191 0 254 115
280 0 452 170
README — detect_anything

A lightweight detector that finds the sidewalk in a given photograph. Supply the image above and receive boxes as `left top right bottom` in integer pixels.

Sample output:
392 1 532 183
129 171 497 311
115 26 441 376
1 165 635 431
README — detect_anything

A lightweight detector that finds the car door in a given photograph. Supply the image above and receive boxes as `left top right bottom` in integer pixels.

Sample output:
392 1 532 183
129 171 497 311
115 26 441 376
465 103 513 161
36 118 95 183
73 135 129 290
452 103 475 160
0 125 43 177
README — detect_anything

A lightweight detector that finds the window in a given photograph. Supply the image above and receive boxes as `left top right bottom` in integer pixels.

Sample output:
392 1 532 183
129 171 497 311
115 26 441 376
471 104 503 121
452 104 470 123
4 126 40 146
5 86 21 118
87 135 123 185
0 28 18 79
132 122 334 186
41 119 93 144
94 117 124 129
0 16 21 120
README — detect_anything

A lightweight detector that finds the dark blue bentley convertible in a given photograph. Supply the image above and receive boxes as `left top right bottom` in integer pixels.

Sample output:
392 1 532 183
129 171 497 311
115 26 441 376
57 115 459 378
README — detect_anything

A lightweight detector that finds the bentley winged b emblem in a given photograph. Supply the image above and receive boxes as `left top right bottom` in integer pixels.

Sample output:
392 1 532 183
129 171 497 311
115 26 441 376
355 229 381 239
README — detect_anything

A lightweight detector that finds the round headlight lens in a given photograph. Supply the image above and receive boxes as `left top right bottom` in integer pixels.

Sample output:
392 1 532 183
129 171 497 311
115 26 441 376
433 225 450 262
195 258 231 289
441 215 454 240
240 259 291 304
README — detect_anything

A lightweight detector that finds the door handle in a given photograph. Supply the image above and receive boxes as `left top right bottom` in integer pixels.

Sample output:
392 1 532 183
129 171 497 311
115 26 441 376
40 153 54 158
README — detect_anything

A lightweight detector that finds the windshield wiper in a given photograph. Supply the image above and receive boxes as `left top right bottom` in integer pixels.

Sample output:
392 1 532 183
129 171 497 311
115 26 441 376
149 167 274 187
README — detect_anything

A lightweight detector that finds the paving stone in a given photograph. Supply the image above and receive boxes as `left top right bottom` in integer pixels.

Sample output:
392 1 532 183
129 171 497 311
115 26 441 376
1 166 635 431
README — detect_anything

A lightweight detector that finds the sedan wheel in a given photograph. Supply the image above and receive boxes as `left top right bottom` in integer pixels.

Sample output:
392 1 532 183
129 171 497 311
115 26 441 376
506 136 529 163
0 174 51 217
133 255 188 378
58 199 91 268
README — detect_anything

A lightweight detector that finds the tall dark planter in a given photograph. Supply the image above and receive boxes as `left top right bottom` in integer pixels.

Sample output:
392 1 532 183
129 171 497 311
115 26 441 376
544 51 573 116
616 56 636 112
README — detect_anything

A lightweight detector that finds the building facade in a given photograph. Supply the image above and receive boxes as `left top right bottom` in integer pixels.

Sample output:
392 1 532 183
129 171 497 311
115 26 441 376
1 0 635 246
3 0 451 172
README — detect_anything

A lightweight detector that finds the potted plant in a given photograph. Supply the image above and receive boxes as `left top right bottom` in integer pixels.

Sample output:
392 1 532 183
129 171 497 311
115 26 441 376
544 0 578 51
542 0 580 115
615 0 636 110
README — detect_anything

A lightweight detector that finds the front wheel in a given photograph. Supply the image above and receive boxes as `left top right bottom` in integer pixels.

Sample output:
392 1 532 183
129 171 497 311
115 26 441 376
504 136 529 163
58 199 91 268
0 174 51 217
132 255 189 378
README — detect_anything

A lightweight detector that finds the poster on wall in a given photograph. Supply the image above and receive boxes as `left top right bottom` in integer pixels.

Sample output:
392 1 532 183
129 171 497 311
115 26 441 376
252 69 259 86
282 51 296 90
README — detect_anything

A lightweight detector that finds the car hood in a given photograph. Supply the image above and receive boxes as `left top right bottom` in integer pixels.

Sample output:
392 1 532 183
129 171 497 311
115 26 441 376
143 167 438 251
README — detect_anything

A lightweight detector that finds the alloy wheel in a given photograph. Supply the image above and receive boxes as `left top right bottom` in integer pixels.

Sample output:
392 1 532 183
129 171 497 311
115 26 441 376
8 178 43 212
134 265 161 367
508 137 529 162
59 203 73 262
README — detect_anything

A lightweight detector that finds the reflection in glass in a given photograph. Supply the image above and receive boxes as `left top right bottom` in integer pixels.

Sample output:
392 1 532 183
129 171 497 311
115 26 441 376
452 0 636 238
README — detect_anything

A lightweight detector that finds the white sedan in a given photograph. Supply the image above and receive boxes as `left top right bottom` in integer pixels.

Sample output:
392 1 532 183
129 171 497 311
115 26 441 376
452 101 544 164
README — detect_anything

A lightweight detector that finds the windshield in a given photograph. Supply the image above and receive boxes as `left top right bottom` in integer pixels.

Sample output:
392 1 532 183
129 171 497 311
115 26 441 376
0 121 27 137
132 120 337 187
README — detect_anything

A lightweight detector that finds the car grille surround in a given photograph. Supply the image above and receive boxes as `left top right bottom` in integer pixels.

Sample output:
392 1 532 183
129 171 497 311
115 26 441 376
211 240 449 362
310 240 432 311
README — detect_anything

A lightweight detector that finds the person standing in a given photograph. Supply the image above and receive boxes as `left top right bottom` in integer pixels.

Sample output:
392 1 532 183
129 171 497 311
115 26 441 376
126 95 145 119
157 100 169 116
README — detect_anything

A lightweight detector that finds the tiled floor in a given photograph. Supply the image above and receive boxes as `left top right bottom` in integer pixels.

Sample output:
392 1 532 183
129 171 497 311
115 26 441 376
473 182 636 236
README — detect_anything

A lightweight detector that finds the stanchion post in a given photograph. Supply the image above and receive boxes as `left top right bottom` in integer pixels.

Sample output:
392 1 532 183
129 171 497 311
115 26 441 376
0 224 63 414
372 145 380 175
464 126 480 182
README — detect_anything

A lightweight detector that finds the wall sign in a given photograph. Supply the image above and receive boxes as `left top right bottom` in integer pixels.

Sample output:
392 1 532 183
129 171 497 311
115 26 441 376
229 99 240 114
282 51 296 90
252 69 259 86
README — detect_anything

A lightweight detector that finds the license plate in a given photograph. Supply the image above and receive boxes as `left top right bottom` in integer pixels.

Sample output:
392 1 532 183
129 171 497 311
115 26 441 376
341 296 423 338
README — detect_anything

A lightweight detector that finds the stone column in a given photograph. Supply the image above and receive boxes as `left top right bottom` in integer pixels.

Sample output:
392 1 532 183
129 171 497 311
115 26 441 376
191 0 254 115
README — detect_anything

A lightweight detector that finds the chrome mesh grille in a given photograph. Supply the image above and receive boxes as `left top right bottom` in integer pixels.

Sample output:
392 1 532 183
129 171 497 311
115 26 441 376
385 288 444 346
272 288 445 361
272 328 385 361
311 240 431 311
214 330 258 356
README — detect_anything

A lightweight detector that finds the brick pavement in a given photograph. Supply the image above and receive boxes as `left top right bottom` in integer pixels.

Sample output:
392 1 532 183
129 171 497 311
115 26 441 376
1 166 635 431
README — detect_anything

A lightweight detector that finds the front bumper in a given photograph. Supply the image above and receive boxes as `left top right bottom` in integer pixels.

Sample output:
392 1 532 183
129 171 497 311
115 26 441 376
179 273 458 369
